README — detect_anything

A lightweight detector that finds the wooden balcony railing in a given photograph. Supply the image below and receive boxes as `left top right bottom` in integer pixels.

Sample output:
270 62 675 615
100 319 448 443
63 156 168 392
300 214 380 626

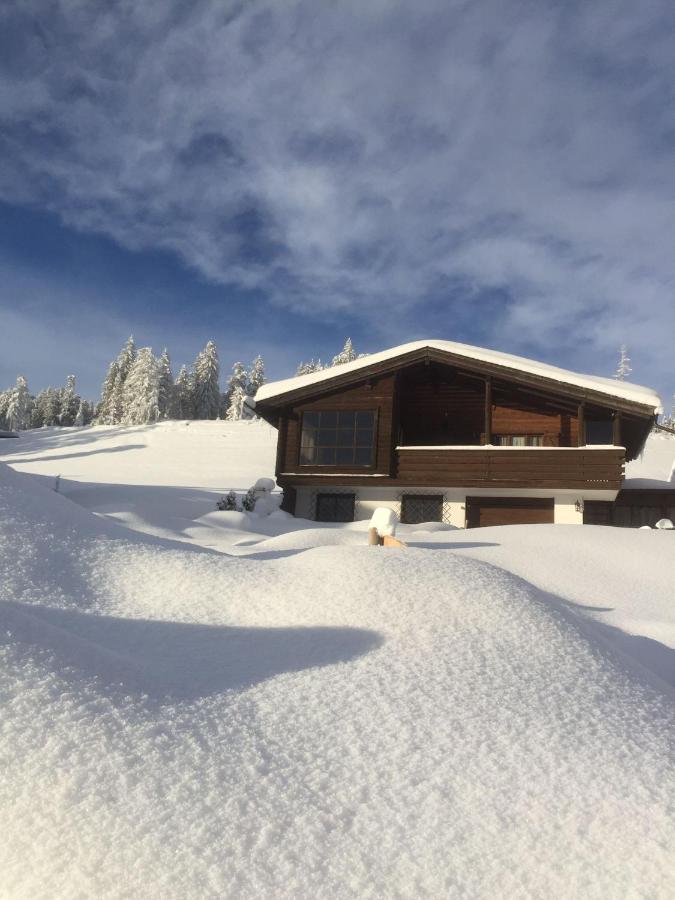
395 446 625 489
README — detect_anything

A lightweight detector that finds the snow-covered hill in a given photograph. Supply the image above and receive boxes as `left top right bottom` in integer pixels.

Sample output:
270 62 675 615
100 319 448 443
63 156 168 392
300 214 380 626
1 425 675 898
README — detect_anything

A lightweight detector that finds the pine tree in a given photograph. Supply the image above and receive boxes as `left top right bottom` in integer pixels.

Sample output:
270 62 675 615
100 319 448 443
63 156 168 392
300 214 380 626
96 360 120 424
6 376 32 431
157 349 176 419
247 355 265 398
59 375 79 426
74 400 86 427
615 345 632 381
122 348 161 425
296 359 324 376
0 389 11 429
225 362 248 421
332 338 358 367
175 365 194 419
192 341 221 419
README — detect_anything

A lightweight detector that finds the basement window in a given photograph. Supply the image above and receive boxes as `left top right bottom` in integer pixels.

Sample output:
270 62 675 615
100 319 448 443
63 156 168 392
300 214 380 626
401 494 444 524
300 410 375 466
315 493 356 522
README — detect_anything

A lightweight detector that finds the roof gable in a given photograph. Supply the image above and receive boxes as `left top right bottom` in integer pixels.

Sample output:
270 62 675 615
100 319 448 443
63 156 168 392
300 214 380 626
255 340 662 415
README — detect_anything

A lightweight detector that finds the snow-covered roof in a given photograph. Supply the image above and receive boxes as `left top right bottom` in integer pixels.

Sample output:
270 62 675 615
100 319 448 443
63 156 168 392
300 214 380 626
256 340 662 412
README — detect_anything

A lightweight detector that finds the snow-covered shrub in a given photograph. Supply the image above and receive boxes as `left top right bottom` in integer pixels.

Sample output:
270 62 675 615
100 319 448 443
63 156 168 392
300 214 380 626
252 477 275 493
242 487 257 512
655 518 674 530
370 507 399 537
253 493 282 517
216 490 240 512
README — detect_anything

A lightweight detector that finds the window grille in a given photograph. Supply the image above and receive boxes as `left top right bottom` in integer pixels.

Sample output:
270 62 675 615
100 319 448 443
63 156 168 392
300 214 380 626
400 494 444 524
314 492 356 522
300 410 375 466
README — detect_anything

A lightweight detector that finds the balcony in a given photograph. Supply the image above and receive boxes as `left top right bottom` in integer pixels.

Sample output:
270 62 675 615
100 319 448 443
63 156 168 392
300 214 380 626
395 446 625 489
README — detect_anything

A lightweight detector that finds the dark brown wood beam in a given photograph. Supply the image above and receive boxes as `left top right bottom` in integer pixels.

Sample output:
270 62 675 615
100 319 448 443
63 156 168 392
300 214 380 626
613 412 622 446
577 403 585 446
484 377 492 445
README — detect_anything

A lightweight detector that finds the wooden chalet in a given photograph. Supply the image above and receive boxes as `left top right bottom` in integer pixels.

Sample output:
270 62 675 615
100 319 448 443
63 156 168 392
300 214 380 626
254 341 661 527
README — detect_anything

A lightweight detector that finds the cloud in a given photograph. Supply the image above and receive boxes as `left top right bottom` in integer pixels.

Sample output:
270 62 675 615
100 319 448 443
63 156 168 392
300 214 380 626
0 0 674 396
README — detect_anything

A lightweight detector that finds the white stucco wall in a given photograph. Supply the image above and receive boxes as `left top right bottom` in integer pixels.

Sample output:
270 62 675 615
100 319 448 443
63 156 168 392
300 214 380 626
292 484 613 525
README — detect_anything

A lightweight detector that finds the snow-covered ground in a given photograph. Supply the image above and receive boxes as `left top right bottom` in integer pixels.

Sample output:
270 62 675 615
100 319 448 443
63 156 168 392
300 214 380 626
1 423 675 898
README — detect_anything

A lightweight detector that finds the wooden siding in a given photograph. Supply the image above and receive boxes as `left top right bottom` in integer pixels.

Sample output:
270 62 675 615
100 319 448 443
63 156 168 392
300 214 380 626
395 447 624 489
282 374 396 476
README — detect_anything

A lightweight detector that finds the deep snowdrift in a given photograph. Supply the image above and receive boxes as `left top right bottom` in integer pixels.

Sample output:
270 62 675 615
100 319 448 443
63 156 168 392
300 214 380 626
2 459 675 898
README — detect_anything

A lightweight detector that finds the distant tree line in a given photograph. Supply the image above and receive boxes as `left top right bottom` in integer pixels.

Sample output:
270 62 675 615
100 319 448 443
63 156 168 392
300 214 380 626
0 337 266 431
0 336 366 432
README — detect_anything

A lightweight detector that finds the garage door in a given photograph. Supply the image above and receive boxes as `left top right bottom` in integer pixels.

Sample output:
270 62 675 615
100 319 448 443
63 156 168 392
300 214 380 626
466 497 554 528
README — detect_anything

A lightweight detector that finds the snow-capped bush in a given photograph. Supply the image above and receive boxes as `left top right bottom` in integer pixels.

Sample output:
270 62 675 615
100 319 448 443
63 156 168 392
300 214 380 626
655 518 674 530
241 487 257 512
216 490 240 512
252 477 275 493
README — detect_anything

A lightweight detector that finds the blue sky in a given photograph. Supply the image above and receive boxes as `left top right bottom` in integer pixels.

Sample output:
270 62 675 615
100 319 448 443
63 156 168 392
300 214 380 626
0 1 673 409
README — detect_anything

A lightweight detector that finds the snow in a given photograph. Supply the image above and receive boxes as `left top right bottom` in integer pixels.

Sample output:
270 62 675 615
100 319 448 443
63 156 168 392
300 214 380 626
2 423 675 897
369 506 398 536
624 431 675 488
256 339 663 412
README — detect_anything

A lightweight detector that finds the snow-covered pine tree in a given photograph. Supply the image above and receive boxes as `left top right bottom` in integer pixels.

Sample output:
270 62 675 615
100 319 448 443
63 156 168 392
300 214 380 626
615 345 632 381
59 375 79 426
332 338 358 367
96 359 120 424
121 348 161 425
157 349 176 419
32 387 59 427
192 341 221 419
175 365 194 419
247 355 265 397
74 400 86 427
225 362 248 421
0 389 11 429
6 376 32 431
296 359 324 376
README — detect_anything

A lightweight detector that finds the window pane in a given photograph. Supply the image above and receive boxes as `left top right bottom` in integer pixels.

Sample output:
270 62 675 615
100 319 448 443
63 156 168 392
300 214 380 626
299 447 315 464
318 447 336 464
355 411 374 427
338 411 356 427
511 436 526 446
336 429 354 447
528 436 543 446
303 411 320 427
586 420 613 444
498 435 511 446
335 447 354 464
320 411 338 427
356 428 373 446
354 446 372 465
317 428 337 446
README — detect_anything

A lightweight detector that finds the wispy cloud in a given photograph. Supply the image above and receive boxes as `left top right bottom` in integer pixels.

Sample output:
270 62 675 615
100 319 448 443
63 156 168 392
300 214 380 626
1 0 674 394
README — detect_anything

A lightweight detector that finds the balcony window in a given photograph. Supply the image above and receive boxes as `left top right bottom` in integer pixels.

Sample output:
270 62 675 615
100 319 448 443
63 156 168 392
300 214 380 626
585 420 613 445
300 410 375 466
496 435 543 447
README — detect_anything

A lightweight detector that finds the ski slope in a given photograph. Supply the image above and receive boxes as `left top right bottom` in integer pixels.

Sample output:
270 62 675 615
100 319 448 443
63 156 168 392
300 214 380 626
1 424 675 898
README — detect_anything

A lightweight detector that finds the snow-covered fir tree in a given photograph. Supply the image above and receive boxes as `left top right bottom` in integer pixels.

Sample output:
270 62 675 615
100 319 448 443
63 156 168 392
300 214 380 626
175 365 194 419
225 362 249 421
74 400 86 427
247 355 265 397
121 348 161 425
615 345 632 381
157 349 176 419
0 389 11 429
96 336 137 424
6 376 33 431
296 359 324 376
332 338 358 367
59 375 79 426
192 341 221 419
32 387 61 427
